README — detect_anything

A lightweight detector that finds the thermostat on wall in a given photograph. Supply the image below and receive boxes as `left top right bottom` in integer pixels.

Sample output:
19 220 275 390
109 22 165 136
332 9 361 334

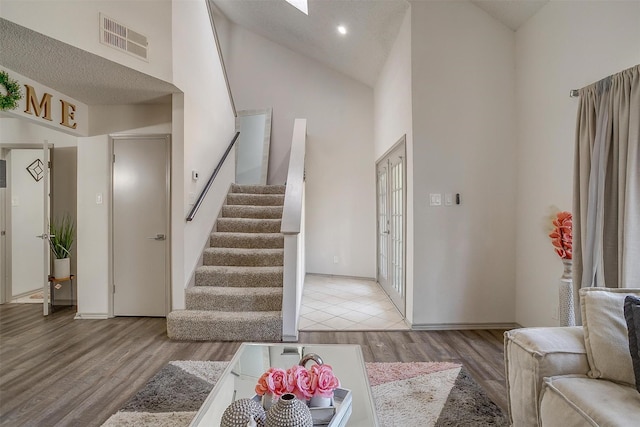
192 170 199 181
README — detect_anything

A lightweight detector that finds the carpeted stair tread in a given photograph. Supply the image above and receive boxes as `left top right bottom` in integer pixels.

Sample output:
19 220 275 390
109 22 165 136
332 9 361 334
168 183 287 342
195 266 283 287
186 287 282 311
216 218 282 233
232 184 286 194
226 193 284 206
203 248 283 266
222 205 283 219
167 310 282 341
210 232 284 249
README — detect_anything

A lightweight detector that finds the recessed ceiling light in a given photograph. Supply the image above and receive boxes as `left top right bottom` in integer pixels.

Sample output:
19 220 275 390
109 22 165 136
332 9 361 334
285 0 308 15
337 25 347 35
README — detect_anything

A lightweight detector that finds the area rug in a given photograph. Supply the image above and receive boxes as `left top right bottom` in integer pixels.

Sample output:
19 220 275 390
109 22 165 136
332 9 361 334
102 361 507 427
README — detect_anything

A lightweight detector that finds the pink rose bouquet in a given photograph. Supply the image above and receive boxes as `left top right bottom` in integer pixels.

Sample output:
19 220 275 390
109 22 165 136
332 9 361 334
256 363 341 402
549 211 572 260
310 364 340 398
255 367 292 398
287 365 314 400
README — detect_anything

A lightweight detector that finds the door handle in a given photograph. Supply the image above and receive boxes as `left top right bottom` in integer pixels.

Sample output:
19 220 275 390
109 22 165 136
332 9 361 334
36 233 54 239
147 234 166 241
383 230 390 234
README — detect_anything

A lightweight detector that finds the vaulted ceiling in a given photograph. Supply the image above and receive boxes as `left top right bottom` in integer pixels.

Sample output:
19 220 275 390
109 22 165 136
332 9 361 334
212 0 549 87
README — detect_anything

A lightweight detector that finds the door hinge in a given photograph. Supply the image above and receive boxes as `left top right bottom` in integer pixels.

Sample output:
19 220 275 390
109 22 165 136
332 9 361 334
47 161 51 168
113 154 116 163
113 285 115 294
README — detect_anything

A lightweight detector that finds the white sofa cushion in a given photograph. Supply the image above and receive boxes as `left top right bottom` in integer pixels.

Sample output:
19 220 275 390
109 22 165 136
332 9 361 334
504 327 588 427
580 287 640 386
540 375 640 426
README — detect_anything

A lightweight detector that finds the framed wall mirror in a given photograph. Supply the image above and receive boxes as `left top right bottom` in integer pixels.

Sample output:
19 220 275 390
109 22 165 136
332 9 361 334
235 108 272 185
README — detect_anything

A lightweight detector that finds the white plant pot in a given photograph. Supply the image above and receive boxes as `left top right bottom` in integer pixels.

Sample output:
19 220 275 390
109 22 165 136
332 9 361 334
53 258 70 279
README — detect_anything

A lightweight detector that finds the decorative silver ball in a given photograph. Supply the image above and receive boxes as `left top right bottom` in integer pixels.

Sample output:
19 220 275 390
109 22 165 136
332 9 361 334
221 398 266 427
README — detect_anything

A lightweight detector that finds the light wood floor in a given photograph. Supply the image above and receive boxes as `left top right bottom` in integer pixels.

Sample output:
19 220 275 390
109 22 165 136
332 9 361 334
0 304 508 427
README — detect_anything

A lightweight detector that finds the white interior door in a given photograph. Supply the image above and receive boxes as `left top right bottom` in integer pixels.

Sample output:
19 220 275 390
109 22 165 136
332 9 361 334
0 145 50 312
112 135 169 317
376 138 406 315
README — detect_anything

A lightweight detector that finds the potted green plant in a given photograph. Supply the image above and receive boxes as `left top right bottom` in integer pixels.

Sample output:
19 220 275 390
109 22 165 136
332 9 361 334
49 214 75 279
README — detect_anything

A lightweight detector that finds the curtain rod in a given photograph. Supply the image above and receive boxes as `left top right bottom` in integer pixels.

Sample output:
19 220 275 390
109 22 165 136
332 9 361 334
570 89 579 98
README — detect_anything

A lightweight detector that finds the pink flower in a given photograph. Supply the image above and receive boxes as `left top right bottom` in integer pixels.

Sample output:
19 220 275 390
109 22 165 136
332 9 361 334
549 211 573 260
255 367 292 397
310 364 340 397
287 365 314 400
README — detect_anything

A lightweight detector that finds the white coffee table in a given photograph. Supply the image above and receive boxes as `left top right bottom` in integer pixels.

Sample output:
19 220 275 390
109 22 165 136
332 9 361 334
190 343 379 426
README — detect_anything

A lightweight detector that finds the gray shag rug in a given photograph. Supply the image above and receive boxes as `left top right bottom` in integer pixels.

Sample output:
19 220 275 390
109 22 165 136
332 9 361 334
102 361 507 427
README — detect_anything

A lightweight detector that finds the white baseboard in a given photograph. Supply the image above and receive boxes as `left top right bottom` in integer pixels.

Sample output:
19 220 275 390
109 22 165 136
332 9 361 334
410 322 519 331
305 272 376 281
74 313 109 320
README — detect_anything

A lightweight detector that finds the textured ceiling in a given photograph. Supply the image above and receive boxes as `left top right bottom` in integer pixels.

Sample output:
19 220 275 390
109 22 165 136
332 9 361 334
0 18 178 106
470 0 548 31
212 0 410 87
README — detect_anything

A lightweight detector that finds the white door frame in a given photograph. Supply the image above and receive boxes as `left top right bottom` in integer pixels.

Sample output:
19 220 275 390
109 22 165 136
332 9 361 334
375 135 407 316
108 134 171 317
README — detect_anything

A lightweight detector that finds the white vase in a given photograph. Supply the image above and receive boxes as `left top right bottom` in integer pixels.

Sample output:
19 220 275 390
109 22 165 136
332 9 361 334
558 259 575 327
309 395 332 408
262 393 276 410
53 258 70 279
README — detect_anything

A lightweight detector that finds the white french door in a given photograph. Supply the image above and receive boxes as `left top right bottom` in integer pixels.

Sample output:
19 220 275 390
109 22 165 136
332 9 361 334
376 138 406 315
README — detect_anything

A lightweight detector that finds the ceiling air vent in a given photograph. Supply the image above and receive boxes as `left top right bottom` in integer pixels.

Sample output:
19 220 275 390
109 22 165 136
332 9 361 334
99 13 148 61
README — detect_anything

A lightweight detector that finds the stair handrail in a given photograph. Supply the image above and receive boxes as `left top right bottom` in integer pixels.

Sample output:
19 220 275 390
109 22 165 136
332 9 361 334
186 131 240 222
281 119 307 342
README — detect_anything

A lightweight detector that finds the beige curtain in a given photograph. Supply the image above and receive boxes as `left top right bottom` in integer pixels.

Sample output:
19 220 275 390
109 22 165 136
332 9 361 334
573 64 640 322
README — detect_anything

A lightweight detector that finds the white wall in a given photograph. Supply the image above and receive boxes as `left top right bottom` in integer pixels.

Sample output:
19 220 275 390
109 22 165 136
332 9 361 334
410 1 517 326
8 149 44 296
515 1 640 327
0 118 77 147
225 24 376 278
374 8 414 320
76 135 110 316
1 0 173 83
172 0 236 309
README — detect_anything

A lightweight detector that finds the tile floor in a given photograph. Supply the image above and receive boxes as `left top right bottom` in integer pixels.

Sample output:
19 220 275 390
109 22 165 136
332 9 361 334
299 274 409 331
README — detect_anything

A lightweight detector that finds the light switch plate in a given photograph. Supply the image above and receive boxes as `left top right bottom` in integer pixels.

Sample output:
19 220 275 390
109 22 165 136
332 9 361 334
96 193 103 204
445 193 453 206
429 193 442 206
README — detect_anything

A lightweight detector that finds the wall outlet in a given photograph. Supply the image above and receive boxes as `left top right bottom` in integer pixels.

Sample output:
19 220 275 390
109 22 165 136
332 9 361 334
333 255 339 264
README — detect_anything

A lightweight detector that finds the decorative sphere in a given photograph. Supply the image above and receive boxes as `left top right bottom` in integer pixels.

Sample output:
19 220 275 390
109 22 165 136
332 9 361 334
221 398 266 427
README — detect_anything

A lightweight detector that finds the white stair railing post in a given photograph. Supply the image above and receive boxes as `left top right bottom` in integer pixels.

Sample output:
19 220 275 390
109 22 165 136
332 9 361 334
281 119 306 342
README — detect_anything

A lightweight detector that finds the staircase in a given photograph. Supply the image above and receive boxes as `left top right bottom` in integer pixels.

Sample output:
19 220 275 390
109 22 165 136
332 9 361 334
167 184 286 341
